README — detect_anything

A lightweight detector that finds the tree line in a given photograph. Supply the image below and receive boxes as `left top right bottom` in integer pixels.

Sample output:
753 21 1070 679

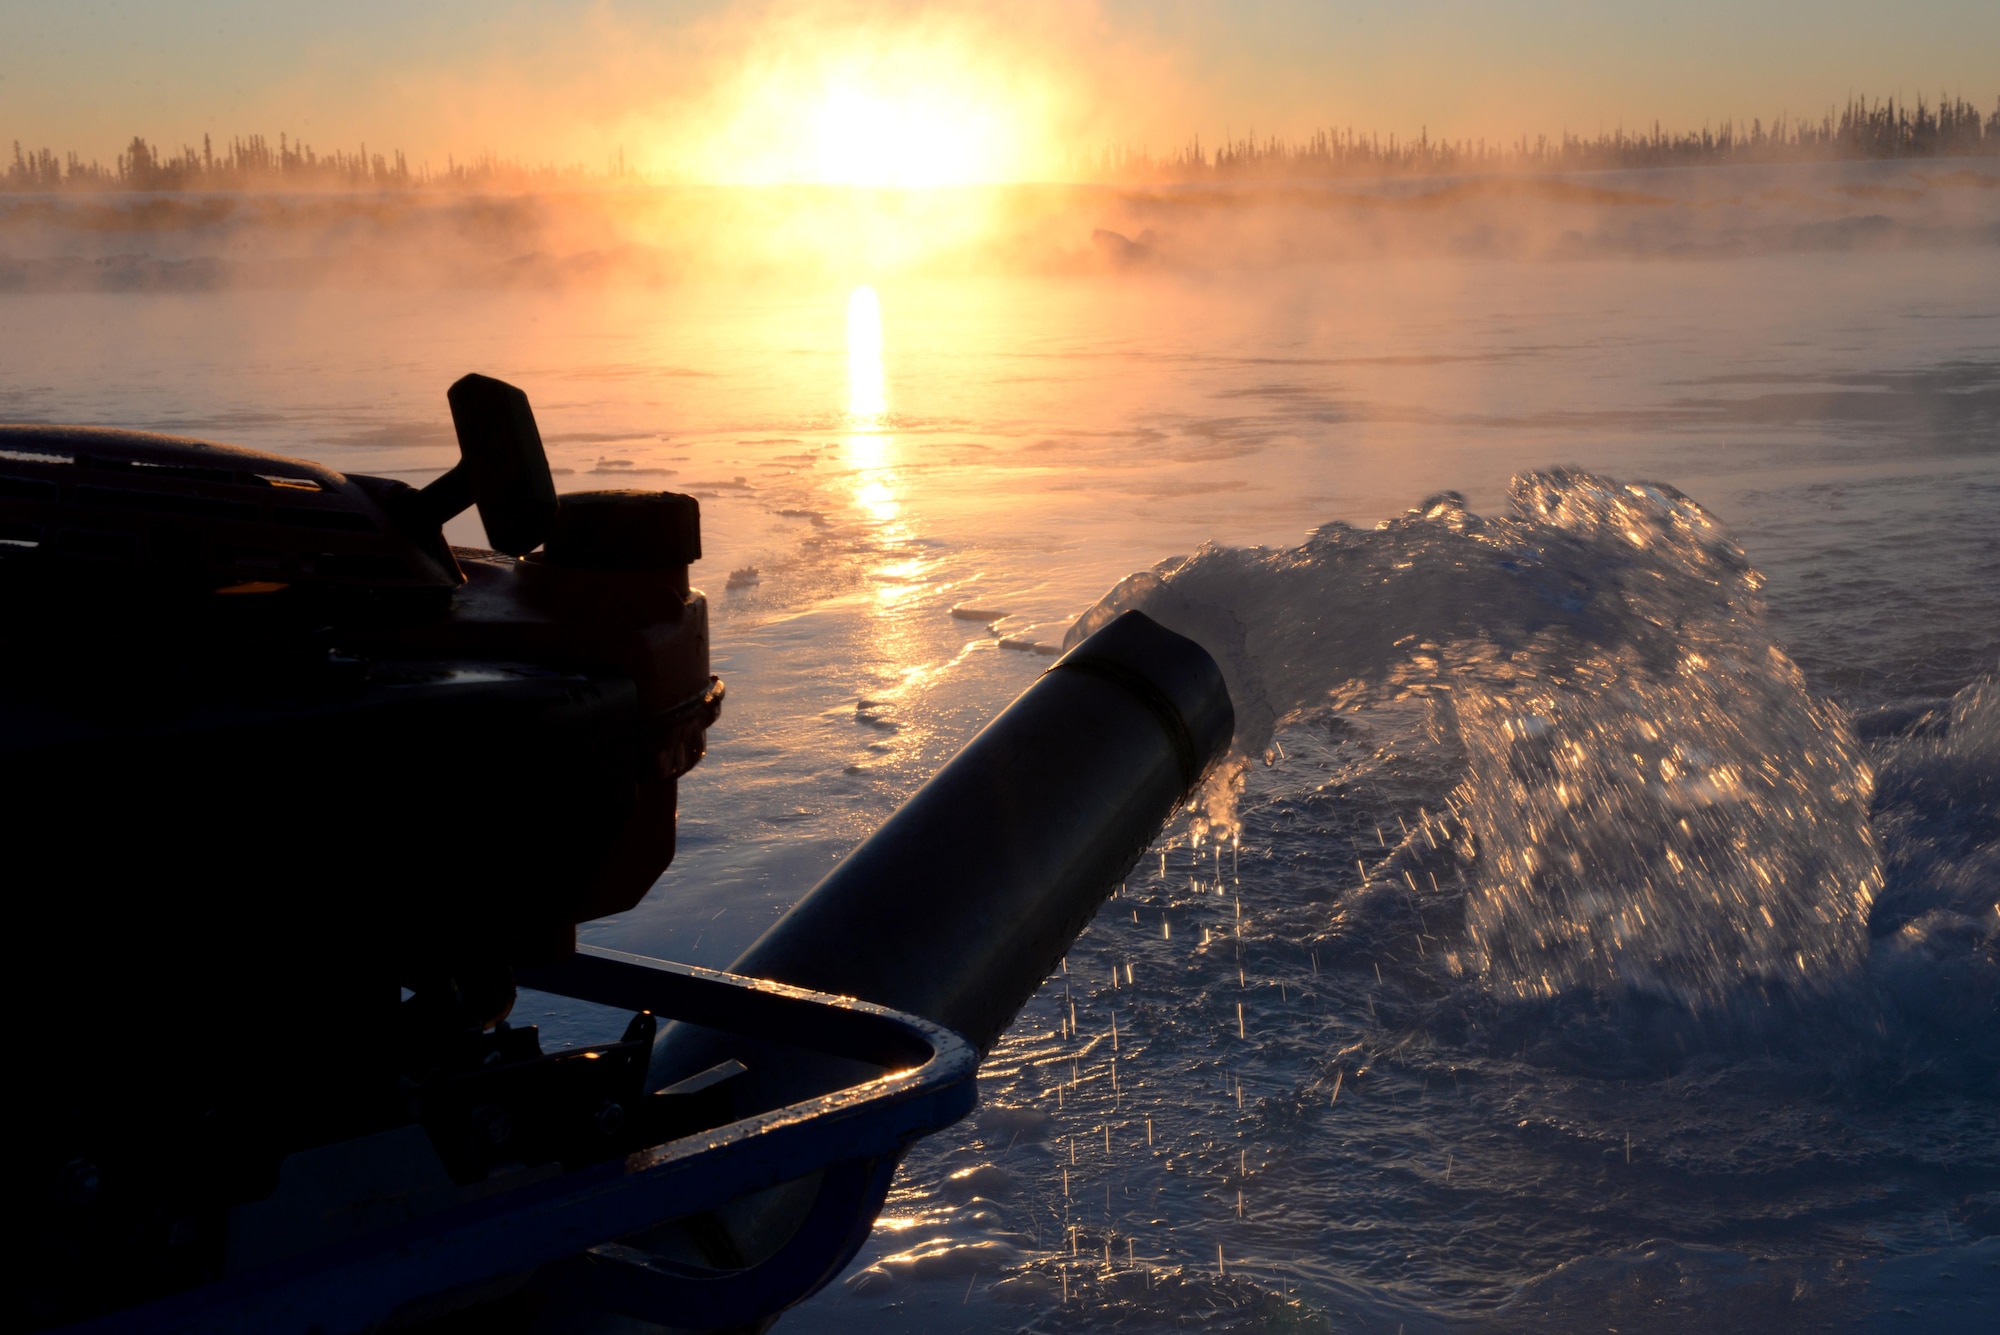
7 94 1996 193
1085 94 2000 181
4 132 632 192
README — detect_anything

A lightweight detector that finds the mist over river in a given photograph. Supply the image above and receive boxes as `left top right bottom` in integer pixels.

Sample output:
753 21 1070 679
2 165 1995 1331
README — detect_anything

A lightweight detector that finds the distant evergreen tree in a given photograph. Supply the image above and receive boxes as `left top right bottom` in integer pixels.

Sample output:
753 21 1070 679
4 92 1997 192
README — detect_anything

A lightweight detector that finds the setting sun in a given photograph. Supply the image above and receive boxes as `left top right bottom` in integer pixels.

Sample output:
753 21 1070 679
805 81 1010 187
687 21 1058 187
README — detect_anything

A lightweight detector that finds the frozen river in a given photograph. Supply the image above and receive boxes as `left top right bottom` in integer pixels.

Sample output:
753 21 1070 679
3 161 1995 1331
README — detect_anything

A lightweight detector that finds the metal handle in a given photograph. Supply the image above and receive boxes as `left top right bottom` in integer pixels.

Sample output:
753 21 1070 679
66 948 976 1335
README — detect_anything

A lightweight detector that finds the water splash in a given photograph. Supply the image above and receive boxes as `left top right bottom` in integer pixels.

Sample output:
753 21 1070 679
1069 470 1879 1008
1866 675 2000 1035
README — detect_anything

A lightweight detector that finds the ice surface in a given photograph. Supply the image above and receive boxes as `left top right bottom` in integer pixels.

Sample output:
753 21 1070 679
3 192 1993 1330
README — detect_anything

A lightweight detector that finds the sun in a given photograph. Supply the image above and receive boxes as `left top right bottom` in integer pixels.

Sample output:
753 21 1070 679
804 80 1009 187
693 28 1044 187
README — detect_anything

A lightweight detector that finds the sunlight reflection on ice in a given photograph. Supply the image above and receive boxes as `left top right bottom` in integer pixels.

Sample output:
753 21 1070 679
837 285 935 718
844 285 902 530
846 285 885 419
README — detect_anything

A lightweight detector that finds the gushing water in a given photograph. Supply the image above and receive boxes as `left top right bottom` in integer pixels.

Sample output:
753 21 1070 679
822 471 1994 1334
1069 470 1880 1009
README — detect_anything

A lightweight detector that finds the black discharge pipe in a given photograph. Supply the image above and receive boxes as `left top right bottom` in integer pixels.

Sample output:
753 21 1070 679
657 608 1233 1090
608 612 1231 1326
739 608 1233 1050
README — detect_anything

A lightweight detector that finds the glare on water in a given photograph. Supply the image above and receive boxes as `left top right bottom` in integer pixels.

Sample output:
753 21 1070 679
846 285 887 420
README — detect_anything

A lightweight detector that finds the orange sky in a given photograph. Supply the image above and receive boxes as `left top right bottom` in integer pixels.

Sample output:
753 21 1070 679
3 0 1996 182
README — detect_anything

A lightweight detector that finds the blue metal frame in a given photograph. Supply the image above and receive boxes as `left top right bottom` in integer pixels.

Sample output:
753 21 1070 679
63 947 978 1335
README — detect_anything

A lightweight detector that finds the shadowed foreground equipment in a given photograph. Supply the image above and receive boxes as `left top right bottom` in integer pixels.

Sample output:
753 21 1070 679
0 379 1232 1333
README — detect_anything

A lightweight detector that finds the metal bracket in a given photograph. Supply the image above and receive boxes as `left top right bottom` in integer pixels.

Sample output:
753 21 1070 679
64 947 977 1335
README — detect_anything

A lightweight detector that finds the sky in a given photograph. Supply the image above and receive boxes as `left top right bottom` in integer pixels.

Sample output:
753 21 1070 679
4 0 1997 182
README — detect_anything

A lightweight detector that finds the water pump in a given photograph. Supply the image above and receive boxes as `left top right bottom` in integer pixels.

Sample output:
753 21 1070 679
0 378 1231 1332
